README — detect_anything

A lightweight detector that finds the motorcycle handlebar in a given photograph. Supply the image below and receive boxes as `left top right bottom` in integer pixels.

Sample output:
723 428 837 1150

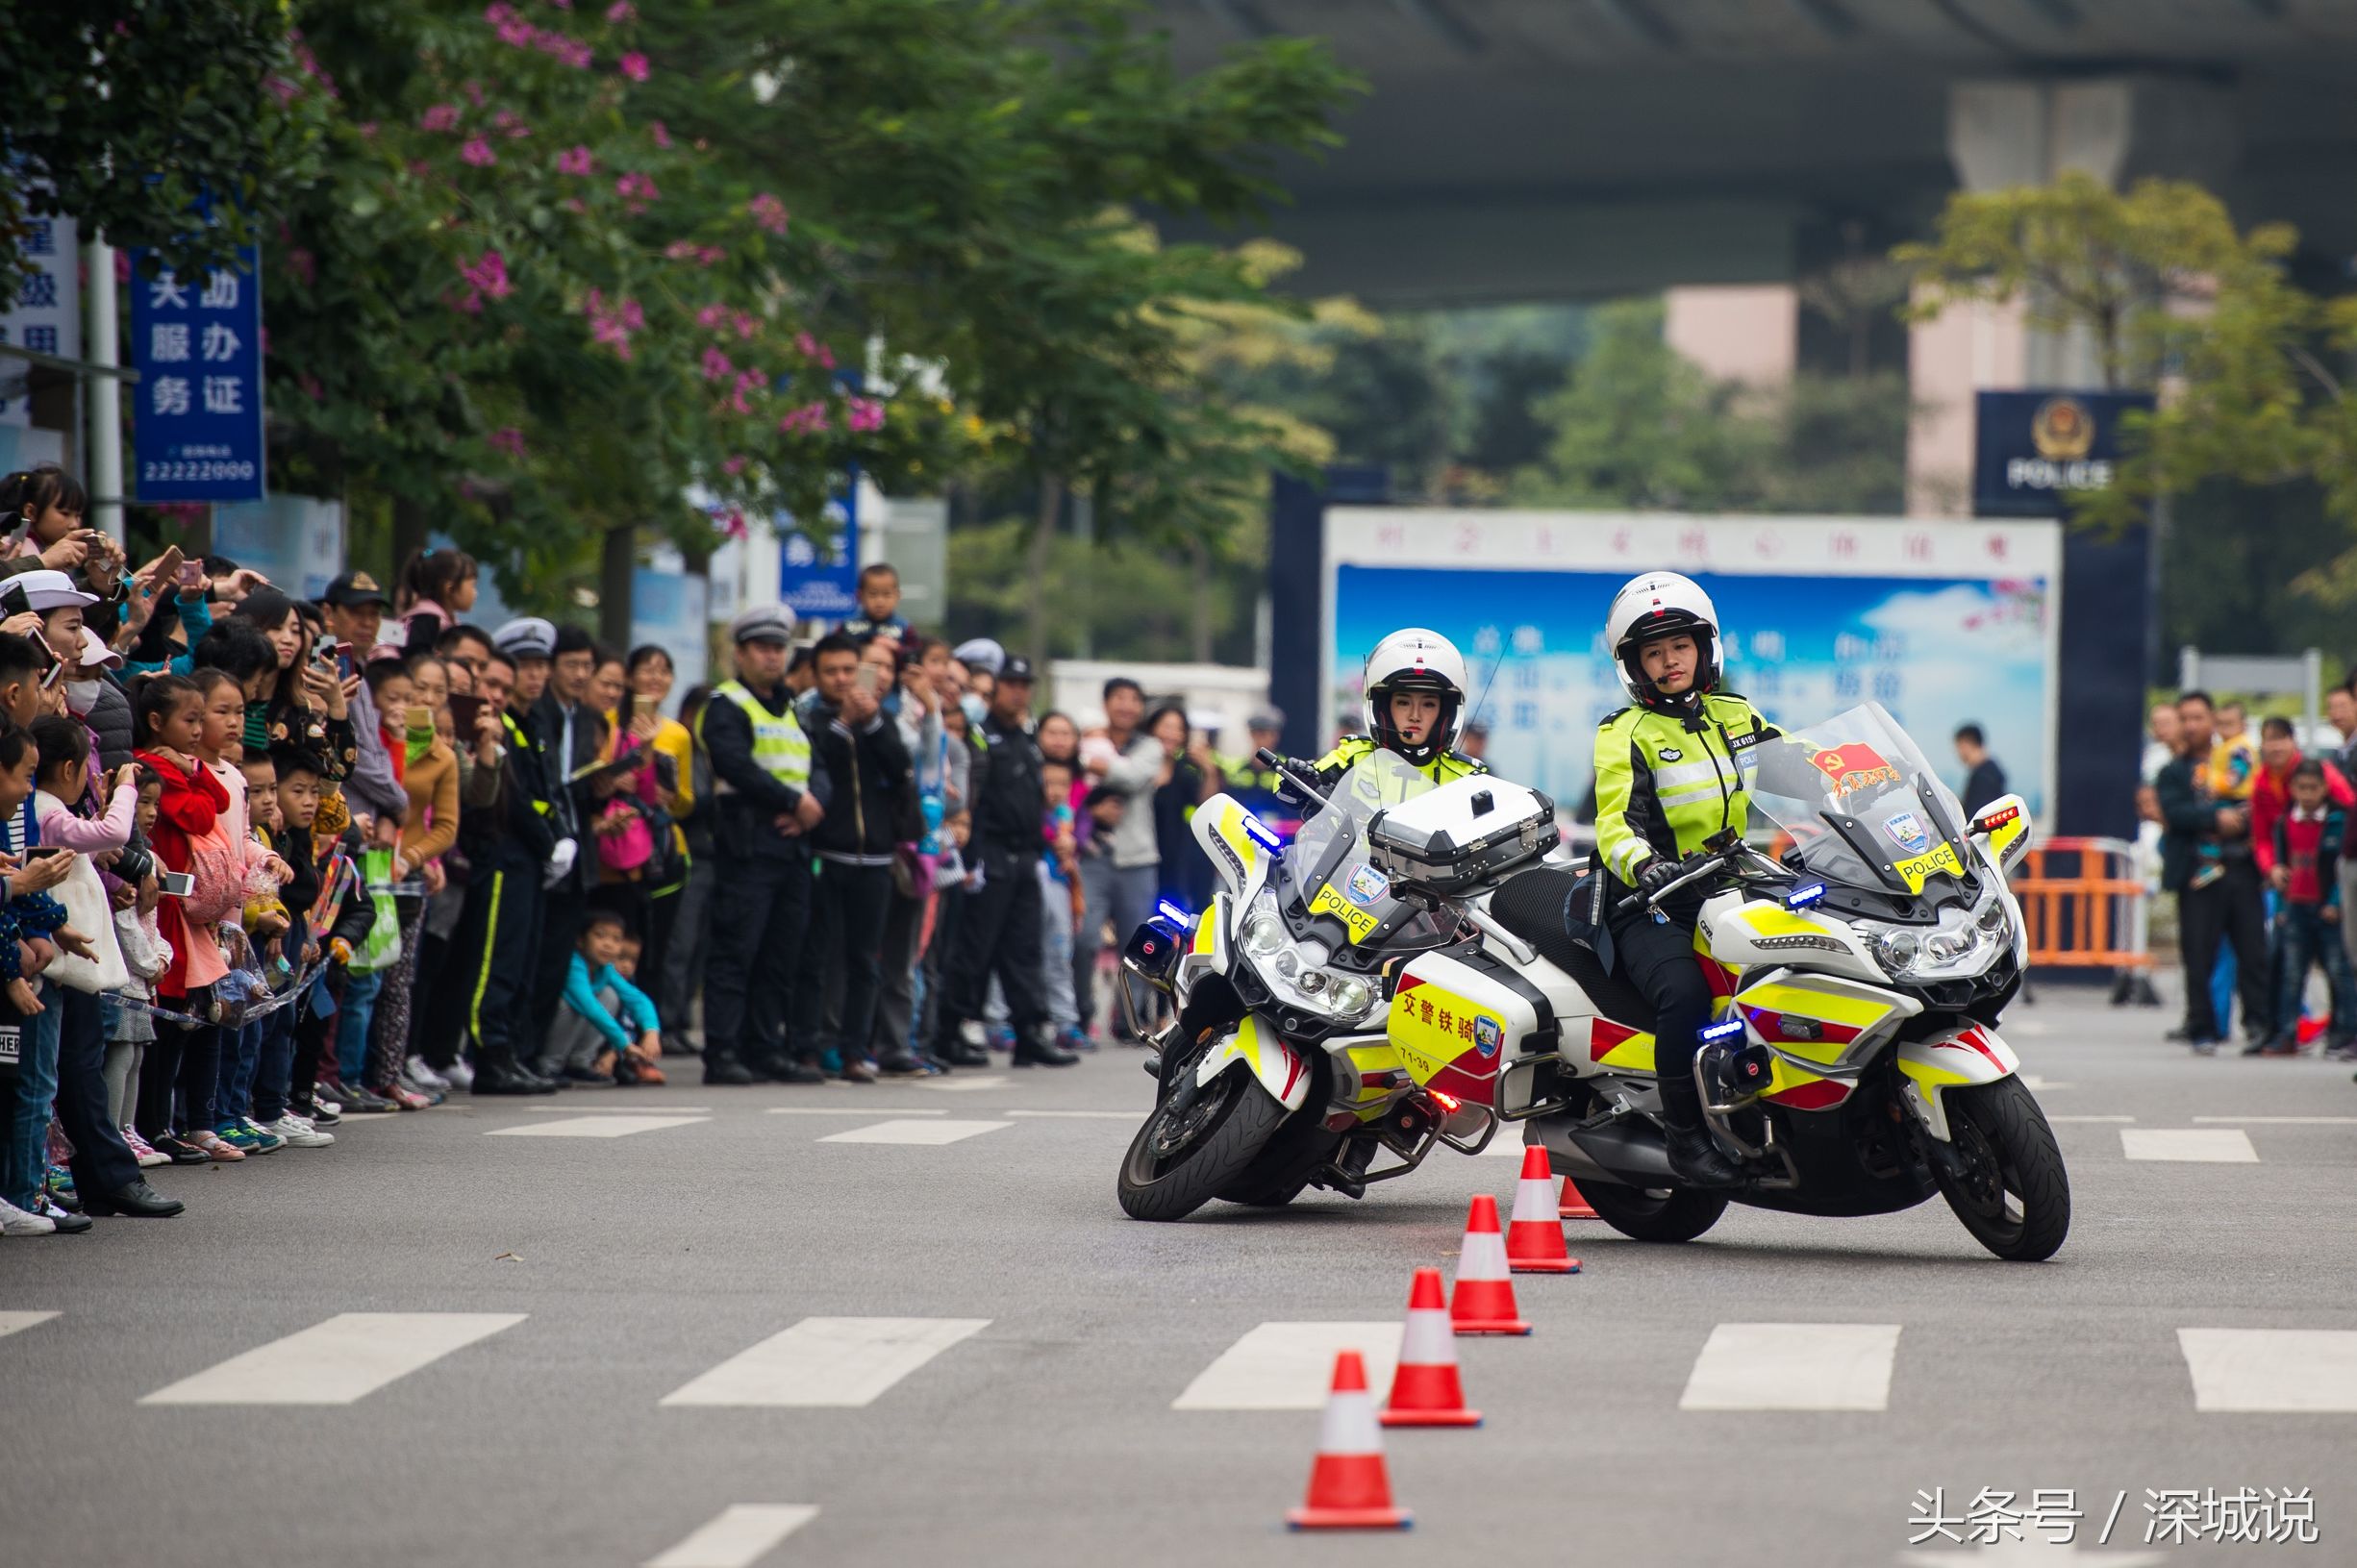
1638 844 1737 913
1256 748 1330 802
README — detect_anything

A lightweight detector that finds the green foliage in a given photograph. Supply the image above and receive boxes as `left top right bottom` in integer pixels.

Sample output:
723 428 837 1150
0 1 325 311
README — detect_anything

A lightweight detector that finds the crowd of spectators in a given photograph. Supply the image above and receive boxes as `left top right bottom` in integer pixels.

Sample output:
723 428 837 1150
0 461 1259 1238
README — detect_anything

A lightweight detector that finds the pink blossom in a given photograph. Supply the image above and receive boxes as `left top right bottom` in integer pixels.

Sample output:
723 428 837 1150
716 508 749 542
649 120 671 149
484 2 517 22
695 303 728 330
490 427 527 459
449 288 485 315
267 76 300 105
700 346 735 383
463 80 486 106
721 455 747 476
583 288 643 359
459 249 513 301
420 103 461 132
461 137 497 166
409 160 435 180
537 32 592 67
778 402 830 435
845 397 887 434
557 144 594 175
617 52 649 83
606 0 636 19
496 15 535 46
614 170 661 212
114 251 130 284
358 121 379 138
664 239 698 261
793 332 837 371
549 0 573 9
730 369 765 415
749 193 789 236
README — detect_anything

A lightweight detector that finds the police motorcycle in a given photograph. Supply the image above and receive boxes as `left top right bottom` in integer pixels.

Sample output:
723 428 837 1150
1115 702 2068 1263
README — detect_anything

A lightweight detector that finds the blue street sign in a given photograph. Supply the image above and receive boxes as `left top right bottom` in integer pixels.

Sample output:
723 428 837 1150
129 246 266 503
777 482 859 619
1971 389 2152 518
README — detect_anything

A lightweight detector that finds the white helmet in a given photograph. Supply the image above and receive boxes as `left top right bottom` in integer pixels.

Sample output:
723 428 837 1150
1604 571 1721 709
1362 628 1468 764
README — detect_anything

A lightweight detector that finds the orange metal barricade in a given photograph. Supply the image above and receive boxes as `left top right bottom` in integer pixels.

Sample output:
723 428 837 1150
2010 836 2151 971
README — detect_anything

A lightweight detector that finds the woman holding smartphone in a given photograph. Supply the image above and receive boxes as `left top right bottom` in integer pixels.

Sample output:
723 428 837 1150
589 647 695 1015
231 588 361 785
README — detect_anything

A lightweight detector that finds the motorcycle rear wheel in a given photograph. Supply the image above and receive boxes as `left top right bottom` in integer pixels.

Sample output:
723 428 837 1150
1117 1066 1291 1221
1577 1180 1729 1243
1930 1076 2069 1261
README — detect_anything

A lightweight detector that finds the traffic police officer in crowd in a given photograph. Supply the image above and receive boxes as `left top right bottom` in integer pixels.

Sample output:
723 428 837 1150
1313 628 1488 795
932 657 1079 1069
697 606 830 1085
463 619 569 1094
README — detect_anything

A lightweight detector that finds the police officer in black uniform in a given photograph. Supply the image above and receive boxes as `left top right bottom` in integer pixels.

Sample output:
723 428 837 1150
932 658 1077 1069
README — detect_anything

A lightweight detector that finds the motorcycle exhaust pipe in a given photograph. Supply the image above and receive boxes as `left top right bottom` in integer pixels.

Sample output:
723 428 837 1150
1532 1115 1677 1188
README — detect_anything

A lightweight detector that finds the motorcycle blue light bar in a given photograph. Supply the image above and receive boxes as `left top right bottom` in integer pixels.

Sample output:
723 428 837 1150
1786 883 1827 908
1241 814 1283 852
1156 900 1193 929
1698 1019 1745 1042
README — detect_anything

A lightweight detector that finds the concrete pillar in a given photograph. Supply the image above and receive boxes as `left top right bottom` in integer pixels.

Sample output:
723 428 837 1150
1664 285 1796 389
1904 77 2236 516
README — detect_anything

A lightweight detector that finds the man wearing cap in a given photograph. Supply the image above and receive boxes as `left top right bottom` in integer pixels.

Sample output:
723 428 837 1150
323 572 407 846
529 624 605 1041
934 657 1076 1068
698 606 831 1085
457 625 569 1093
1221 706 1293 830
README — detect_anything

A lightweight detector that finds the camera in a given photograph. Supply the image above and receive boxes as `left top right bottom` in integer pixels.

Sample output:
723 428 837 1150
114 844 156 884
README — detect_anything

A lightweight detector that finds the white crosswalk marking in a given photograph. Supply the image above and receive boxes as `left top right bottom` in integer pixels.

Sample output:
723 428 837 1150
2178 1329 2357 1412
1004 1109 1136 1120
0 1310 59 1340
2120 1129 2258 1162
661 1318 989 1407
1679 1323 1900 1411
765 1106 947 1116
916 1076 1008 1092
1172 1322 1404 1411
529 1104 714 1113
2193 1115 2357 1125
817 1119 1009 1145
489 1114 711 1138
646 1506 819 1568
1483 1137 1534 1157
2048 1115 2136 1123
140 1312 525 1405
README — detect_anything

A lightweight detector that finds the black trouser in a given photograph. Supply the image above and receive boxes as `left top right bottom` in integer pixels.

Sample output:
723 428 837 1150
55 985 138 1197
703 848 813 1069
456 857 546 1071
795 861 895 1064
1611 905 1714 1126
2179 858 2272 1042
532 886 587 1037
870 884 924 1063
937 848 1046 1043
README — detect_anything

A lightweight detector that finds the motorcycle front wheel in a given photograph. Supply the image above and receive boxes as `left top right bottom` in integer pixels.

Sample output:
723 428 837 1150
1576 1180 1728 1243
1117 1066 1291 1221
1930 1076 2070 1261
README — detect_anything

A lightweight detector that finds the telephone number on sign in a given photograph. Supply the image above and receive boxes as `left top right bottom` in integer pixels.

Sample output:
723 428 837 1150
142 460 257 484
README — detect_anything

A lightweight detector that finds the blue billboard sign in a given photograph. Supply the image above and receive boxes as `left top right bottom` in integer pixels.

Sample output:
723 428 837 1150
129 246 266 503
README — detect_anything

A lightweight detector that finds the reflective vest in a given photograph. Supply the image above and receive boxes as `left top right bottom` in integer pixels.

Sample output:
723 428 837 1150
1311 734 1486 803
502 710 554 819
704 680 812 794
1592 691 1773 886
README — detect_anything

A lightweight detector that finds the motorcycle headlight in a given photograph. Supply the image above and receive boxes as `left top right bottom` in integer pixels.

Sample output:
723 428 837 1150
1240 890 1377 1022
1329 975 1375 1019
1853 888 2013 982
1243 910 1286 958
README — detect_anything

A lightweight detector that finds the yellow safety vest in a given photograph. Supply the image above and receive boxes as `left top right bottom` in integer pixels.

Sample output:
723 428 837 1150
703 681 812 794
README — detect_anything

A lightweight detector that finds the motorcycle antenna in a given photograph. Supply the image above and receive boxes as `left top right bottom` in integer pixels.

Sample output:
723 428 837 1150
1463 634 1508 739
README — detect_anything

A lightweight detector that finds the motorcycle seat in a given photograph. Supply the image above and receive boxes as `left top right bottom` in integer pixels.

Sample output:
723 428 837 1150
1488 866 1660 1036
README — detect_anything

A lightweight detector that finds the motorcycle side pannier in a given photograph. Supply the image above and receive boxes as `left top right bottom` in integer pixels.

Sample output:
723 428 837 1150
1367 777 1560 896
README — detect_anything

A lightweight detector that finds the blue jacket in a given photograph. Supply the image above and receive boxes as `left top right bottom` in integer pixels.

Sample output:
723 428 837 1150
562 951 659 1051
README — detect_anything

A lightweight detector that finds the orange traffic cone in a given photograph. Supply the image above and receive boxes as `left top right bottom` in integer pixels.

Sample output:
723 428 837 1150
1560 1175 1600 1220
1381 1269 1482 1428
1287 1351 1414 1531
1506 1146 1581 1275
1448 1193 1532 1335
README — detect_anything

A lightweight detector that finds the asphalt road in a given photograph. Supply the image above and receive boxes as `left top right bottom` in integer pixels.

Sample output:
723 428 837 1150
5 983 2353 1568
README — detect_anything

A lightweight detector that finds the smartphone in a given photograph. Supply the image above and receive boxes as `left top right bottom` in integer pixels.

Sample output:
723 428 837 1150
177 560 203 589
159 870 196 898
633 692 660 719
24 845 68 860
447 693 485 734
409 704 435 733
854 660 882 698
313 632 339 668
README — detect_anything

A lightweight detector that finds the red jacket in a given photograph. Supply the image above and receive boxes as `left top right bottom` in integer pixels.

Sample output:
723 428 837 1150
2251 755 2352 876
136 749 230 997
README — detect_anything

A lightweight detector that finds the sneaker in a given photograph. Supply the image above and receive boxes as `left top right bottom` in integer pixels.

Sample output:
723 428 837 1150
985 1026 1017 1053
153 1133 210 1165
238 1117 290 1153
374 1081 434 1110
440 1058 475 1090
263 1113 334 1149
339 1084 400 1114
122 1125 171 1170
312 1091 344 1118
0 1195 56 1236
189 1130 247 1162
212 1122 280 1156
45 1163 79 1210
38 1196 93 1233
404 1056 453 1092
1056 1026 1095 1055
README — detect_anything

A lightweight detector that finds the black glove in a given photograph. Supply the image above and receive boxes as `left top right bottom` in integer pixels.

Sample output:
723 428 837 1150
1635 856 1685 900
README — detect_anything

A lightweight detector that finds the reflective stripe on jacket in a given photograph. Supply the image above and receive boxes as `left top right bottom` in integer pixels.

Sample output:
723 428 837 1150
1592 692 1773 887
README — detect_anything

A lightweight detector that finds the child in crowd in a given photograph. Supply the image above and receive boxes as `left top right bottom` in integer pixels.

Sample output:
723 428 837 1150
542 908 662 1086
272 746 370 1130
2262 759 2357 1058
1038 755 1086 1052
610 928 665 1085
108 773 173 1166
0 724 85 1233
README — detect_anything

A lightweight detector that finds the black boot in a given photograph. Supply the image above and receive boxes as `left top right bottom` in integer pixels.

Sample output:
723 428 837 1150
1659 1078 1741 1187
702 1054 756 1086
475 1058 557 1095
1011 1031 1078 1068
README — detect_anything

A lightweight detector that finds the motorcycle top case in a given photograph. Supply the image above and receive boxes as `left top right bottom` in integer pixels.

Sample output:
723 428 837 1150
1366 776 1559 896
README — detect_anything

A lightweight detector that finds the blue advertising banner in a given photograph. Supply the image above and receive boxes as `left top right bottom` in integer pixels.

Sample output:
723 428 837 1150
1324 511 2062 823
1972 389 2152 518
777 482 859 619
129 246 265 503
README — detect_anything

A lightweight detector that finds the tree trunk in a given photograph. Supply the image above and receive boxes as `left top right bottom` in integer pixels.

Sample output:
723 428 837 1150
389 494 431 583
1189 535 1213 663
1025 472 1063 687
600 522 636 647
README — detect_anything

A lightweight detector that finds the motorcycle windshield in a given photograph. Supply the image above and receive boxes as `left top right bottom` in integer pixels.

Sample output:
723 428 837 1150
1287 751 1453 950
1742 702 1978 898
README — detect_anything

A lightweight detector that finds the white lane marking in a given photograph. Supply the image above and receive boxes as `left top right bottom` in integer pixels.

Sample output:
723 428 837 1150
1679 1323 1900 1411
816 1119 1009 1145
765 1106 947 1116
2120 1129 2259 1163
2048 1115 2136 1123
489 1115 712 1138
1004 1109 1137 1120
529 1104 714 1113
0 1310 60 1340
140 1312 525 1405
1483 1138 1535 1157
916 1076 1009 1092
1172 1322 1404 1411
662 1318 988 1407
2019 1077 2072 1090
645 1505 819 1568
2179 1329 2357 1412
2193 1115 2357 1125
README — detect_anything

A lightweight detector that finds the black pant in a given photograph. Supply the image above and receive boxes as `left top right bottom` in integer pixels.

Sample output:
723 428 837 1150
870 884 924 1062
2180 858 2272 1042
937 849 1046 1042
703 850 813 1069
456 858 546 1070
795 861 895 1064
1611 907 1714 1124
532 886 588 1037
55 985 138 1197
